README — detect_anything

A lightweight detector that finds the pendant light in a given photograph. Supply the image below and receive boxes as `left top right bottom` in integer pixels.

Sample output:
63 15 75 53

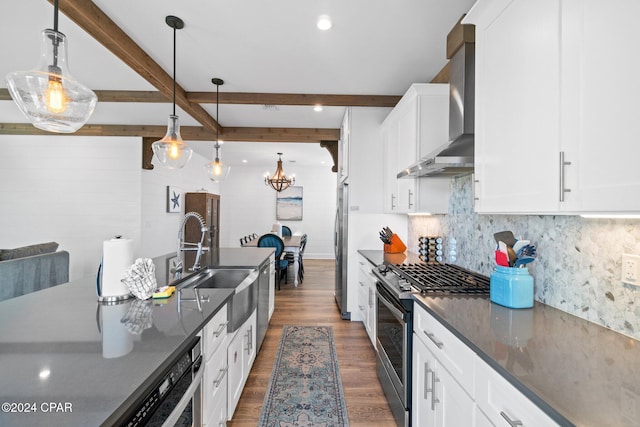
265 153 295 192
151 15 193 170
5 0 97 133
205 78 231 181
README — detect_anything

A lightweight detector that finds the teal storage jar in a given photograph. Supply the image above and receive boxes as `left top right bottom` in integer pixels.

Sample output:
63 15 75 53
490 266 534 309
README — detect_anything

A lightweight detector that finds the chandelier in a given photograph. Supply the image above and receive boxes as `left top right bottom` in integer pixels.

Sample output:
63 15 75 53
265 153 295 192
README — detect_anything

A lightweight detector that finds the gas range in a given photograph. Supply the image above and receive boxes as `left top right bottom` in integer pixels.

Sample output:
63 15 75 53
373 262 490 300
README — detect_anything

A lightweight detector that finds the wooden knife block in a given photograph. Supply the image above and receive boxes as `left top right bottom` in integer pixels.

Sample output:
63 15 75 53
384 234 407 254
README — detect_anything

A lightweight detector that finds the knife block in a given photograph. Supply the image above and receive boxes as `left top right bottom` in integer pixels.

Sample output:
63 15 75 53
384 234 407 254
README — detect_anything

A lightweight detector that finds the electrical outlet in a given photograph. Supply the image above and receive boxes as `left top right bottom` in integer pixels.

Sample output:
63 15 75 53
621 254 640 285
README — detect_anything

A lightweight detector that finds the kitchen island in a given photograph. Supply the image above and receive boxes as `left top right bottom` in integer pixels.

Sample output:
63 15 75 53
0 248 273 427
359 250 640 427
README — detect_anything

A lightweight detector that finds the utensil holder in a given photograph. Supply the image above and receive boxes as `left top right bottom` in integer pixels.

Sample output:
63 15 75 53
384 234 407 254
490 266 534 308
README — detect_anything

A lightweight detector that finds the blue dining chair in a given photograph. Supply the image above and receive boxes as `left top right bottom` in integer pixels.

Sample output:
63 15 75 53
281 225 292 237
257 234 290 290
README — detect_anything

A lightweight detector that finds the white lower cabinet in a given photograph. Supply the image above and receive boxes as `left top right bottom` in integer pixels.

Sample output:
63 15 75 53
413 303 559 427
475 358 559 427
268 253 275 319
202 304 229 426
412 305 475 427
357 254 376 347
227 309 257 419
203 344 228 426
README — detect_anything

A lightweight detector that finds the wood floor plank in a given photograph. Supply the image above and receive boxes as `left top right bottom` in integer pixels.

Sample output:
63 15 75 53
226 259 397 427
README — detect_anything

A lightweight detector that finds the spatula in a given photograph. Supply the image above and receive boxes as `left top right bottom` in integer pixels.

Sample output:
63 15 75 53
494 231 516 248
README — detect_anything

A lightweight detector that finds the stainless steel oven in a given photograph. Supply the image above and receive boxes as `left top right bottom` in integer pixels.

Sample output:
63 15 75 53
117 336 203 427
372 261 490 427
375 281 412 427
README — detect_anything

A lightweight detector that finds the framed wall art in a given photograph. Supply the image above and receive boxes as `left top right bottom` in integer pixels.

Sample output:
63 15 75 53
276 186 303 220
166 186 183 213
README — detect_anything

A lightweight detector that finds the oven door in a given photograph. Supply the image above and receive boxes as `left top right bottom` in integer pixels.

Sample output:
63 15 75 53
375 282 411 426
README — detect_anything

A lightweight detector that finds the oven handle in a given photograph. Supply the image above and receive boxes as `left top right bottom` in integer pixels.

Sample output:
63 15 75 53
160 356 204 427
375 288 407 320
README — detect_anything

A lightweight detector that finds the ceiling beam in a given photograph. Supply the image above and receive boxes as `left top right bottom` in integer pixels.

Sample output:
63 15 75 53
0 123 339 143
187 92 401 107
1 88 400 107
48 0 221 133
221 127 340 142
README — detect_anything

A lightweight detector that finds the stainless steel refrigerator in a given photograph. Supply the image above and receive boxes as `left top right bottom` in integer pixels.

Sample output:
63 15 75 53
334 181 350 319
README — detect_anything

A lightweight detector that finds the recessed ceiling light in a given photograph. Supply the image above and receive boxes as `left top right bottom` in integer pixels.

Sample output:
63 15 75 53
242 159 248 163
314 105 323 112
317 15 332 30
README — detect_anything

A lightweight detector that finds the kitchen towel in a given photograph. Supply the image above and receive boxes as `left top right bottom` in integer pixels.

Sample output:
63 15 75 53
99 236 134 299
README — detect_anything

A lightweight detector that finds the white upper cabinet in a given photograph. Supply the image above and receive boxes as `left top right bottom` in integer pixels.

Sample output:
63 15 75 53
466 0 640 214
343 107 393 213
381 84 451 214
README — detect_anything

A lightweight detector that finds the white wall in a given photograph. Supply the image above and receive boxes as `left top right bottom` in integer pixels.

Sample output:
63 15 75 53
0 135 219 281
218 164 337 258
140 154 219 259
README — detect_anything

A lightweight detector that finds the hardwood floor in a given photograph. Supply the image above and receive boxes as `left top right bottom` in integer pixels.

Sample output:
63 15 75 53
227 259 397 427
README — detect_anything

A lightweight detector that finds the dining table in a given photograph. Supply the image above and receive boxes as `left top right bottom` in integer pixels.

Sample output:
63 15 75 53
242 234 303 287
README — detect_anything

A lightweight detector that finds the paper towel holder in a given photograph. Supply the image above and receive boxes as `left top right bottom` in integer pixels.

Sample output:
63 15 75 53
96 235 134 303
97 262 134 303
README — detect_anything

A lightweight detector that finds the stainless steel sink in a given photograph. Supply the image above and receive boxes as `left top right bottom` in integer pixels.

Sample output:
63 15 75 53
176 267 255 290
177 267 259 332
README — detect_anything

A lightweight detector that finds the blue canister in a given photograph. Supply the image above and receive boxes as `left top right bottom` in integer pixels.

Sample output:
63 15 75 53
490 266 534 309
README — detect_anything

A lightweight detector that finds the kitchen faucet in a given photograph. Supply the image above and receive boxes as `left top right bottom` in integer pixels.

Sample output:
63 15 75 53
176 212 208 277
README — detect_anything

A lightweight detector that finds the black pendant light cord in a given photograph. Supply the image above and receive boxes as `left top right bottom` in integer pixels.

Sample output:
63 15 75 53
215 82 219 153
53 0 59 32
51 0 60 68
172 24 176 116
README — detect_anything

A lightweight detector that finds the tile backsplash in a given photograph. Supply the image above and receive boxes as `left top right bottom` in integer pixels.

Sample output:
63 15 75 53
409 174 640 340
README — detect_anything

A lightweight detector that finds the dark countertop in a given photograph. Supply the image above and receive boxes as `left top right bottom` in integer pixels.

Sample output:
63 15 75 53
0 248 272 427
358 250 640 427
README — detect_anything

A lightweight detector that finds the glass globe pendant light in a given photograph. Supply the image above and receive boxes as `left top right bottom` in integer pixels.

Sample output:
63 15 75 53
205 78 231 181
5 0 97 133
152 15 193 170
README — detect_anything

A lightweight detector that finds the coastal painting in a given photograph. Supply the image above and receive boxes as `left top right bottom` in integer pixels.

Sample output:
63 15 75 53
276 186 303 220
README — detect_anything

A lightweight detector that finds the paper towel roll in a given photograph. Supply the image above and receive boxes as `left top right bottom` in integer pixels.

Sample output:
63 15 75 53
100 236 134 299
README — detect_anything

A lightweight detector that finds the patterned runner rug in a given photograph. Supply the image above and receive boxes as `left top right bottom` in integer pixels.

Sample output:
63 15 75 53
258 325 350 427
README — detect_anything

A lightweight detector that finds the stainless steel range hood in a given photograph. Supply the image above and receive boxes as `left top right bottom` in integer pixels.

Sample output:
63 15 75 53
398 42 475 178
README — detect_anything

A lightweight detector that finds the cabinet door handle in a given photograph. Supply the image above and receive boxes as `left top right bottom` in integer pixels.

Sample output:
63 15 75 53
424 362 431 401
408 189 414 209
246 326 253 355
473 177 480 201
214 321 229 337
500 411 524 426
431 369 440 410
391 194 396 209
213 366 228 387
424 330 444 349
559 151 572 202
359 280 365 287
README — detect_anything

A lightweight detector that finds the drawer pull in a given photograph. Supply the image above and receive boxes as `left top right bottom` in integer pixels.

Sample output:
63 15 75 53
214 321 229 337
500 411 523 426
213 367 228 387
424 330 444 349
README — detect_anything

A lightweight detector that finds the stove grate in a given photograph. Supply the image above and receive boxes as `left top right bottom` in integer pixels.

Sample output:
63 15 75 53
390 263 490 295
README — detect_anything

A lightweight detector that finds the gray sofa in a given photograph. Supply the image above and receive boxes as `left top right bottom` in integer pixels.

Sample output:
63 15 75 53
0 242 70 302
